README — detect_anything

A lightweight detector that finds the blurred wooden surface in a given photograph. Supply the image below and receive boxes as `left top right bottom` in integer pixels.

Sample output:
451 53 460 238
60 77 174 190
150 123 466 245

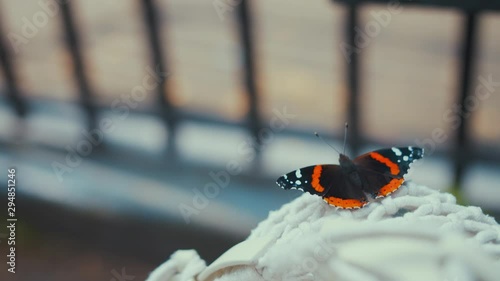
0 0 499 144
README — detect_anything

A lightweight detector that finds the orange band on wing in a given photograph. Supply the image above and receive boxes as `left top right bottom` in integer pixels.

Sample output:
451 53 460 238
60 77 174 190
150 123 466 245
324 196 367 209
377 178 404 197
370 152 400 175
311 165 325 193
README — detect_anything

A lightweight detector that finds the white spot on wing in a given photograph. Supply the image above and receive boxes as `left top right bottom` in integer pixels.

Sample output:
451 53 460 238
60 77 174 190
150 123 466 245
295 180 301 185
295 169 302 179
403 155 409 161
392 147 402 156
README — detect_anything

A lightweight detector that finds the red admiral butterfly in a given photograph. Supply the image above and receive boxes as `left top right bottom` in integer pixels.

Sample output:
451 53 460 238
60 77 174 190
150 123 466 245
276 129 424 209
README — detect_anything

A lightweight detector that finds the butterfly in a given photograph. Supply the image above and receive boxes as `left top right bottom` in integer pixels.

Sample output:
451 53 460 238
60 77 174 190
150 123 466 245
276 146 424 209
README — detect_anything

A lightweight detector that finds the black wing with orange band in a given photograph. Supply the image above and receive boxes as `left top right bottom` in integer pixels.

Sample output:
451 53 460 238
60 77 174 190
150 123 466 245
354 146 424 198
276 164 368 209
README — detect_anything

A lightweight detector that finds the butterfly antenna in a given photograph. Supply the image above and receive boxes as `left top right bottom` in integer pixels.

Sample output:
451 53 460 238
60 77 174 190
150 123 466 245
315 132 342 155
343 122 348 155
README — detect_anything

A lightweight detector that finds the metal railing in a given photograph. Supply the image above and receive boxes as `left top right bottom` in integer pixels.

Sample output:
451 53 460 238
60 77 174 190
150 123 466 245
1 0 499 192
335 0 500 190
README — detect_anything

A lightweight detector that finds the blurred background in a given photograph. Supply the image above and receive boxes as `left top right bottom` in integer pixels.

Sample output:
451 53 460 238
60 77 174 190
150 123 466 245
0 0 499 280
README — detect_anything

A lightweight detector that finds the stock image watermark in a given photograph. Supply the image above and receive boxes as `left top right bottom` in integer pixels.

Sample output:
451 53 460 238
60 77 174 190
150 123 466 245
110 267 135 281
7 0 68 54
289 223 337 280
6 168 17 273
213 0 241 21
262 222 337 280
178 106 296 224
413 74 499 160
51 65 169 182
339 0 403 63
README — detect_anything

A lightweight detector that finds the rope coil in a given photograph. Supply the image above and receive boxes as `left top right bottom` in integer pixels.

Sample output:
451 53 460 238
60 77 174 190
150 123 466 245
147 182 500 281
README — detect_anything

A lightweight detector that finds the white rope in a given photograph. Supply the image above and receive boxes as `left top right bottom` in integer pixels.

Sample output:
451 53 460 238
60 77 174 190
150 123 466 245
147 182 500 281
146 250 206 281
249 182 500 280
249 182 499 247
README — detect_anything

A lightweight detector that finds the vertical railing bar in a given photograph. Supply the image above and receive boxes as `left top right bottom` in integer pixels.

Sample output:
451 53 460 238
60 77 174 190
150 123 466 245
140 0 177 157
0 11 27 117
59 1 96 130
345 4 361 156
453 11 479 190
235 0 262 164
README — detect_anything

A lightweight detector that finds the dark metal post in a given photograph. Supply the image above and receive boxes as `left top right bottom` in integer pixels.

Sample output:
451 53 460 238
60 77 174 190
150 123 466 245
59 1 97 130
454 12 479 189
0 13 26 117
236 0 262 164
345 4 361 155
140 0 177 157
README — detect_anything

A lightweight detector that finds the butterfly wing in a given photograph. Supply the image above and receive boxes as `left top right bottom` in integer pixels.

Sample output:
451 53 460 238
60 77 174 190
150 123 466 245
277 164 368 209
322 172 368 209
354 146 424 198
276 164 335 196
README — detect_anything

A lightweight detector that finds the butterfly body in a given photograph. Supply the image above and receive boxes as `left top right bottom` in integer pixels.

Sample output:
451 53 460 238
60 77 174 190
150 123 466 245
338 154 363 187
276 146 424 209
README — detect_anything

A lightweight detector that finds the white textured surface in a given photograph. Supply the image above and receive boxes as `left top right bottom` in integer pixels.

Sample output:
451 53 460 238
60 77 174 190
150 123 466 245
147 183 500 281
